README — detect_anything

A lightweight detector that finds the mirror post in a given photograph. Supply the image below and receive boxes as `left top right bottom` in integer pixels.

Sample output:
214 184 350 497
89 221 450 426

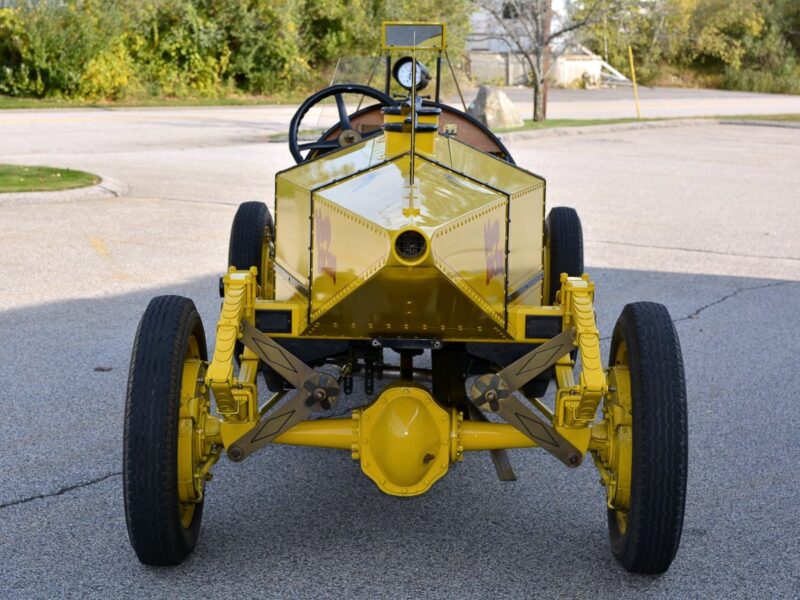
385 55 392 96
435 54 442 103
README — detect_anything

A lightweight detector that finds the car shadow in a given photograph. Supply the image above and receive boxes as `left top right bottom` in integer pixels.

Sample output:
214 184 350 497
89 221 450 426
0 266 797 597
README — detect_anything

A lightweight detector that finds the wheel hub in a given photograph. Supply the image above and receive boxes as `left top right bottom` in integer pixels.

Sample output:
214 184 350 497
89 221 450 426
338 128 362 147
592 342 632 530
177 336 218 527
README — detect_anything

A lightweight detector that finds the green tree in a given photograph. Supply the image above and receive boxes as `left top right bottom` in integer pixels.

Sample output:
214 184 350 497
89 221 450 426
718 0 800 93
691 0 765 70
0 0 129 97
578 0 800 92
0 0 501 100
203 0 310 93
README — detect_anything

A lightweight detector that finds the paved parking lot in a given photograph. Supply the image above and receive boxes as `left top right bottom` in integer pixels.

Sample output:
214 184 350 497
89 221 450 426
1 99 799 598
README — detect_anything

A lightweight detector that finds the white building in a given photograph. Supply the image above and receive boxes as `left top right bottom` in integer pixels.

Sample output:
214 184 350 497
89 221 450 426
466 5 624 87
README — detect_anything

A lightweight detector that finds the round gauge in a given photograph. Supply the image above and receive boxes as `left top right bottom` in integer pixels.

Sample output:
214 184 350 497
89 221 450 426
392 57 431 91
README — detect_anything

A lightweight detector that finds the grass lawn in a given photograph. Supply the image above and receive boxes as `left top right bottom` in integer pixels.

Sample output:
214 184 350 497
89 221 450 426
721 113 800 122
495 117 659 133
497 113 800 133
0 164 99 193
0 93 306 110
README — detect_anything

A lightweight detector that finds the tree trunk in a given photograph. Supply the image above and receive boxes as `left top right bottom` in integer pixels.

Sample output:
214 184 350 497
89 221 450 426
542 0 553 121
533 53 545 122
534 81 545 122
542 79 549 121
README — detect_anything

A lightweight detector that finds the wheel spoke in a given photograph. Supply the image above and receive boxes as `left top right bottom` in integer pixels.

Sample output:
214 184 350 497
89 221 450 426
289 84 397 164
334 93 351 129
298 140 340 151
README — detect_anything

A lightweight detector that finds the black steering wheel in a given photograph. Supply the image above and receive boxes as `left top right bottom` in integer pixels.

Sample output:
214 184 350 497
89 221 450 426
288 84 398 164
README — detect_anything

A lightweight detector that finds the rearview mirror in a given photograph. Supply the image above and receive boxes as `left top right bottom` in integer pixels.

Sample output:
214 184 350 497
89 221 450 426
382 23 446 51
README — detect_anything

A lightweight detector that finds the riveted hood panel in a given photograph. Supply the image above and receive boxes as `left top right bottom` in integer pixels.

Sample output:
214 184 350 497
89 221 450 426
274 133 545 340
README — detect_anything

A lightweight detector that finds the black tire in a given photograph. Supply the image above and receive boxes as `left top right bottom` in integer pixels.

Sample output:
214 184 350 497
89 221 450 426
123 296 207 566
228 202 284 391
228 201 272 278
545 207 583 304
608 302 688 574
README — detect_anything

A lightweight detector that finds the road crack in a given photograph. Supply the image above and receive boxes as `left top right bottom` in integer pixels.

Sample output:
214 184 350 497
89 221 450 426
0 471 121 510
673 280 793 323
586 239 800 263
597 280 794 341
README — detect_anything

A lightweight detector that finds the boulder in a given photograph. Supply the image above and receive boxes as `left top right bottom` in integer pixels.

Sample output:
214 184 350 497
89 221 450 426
467 86 524 130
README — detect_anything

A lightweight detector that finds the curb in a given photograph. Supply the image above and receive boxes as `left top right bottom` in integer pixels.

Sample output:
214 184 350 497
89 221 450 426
497 118 720 143
0 176 129 207
718 119 800 129
497 117 800 142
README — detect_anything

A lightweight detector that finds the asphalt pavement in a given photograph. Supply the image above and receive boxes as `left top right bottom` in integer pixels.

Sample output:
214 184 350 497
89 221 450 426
1 93 799 599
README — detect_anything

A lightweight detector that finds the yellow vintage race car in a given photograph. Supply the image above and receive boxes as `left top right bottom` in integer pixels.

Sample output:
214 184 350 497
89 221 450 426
123 22 687 573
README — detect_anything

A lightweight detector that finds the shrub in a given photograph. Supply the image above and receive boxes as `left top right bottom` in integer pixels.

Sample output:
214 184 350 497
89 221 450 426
0 0 311 98
0 0 471 100
723 66 800 95
0 7 35 95
126 0 227 97
205 0 310 94
0 1 128 98
79 40 137 100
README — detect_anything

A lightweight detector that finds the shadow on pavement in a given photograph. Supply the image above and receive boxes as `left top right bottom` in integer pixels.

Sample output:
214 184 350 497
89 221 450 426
1 267 797 598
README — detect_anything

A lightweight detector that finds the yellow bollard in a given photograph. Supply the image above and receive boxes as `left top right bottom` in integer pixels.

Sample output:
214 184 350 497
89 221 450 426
628 45 641 120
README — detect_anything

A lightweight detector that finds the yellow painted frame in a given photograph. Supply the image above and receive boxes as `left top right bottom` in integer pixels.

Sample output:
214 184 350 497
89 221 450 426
202 267 620 496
